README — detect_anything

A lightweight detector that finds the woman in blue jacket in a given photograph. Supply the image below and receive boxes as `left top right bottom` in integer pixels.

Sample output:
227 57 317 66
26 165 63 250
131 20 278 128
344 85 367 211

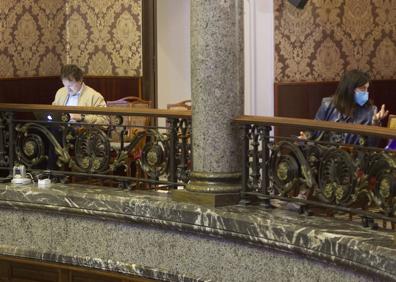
300 69 389 146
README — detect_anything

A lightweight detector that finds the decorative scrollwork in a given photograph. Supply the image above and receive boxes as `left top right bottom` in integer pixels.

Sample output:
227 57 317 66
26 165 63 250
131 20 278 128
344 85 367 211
15 123 69 168
318 148 356 205
176 118 191 183
16 132 46 167
73 127 110 173
366 153 396 215
247 125 261 191
269 141 316 196
300 143 324 175
140 129 169 179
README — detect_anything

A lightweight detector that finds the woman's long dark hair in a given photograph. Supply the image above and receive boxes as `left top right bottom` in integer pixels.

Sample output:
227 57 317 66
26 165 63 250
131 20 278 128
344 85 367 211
332 69 370 116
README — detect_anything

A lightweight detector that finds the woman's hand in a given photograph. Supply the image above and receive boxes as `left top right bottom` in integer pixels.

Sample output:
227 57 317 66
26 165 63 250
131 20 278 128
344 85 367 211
298 131 308 140
375 104 389 121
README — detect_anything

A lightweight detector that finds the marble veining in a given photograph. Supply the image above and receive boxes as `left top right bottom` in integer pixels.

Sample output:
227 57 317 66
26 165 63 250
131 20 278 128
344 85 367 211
0 183 395 281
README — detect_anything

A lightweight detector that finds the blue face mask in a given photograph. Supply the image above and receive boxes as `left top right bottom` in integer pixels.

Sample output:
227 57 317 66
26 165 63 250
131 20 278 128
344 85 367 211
354 90 369 106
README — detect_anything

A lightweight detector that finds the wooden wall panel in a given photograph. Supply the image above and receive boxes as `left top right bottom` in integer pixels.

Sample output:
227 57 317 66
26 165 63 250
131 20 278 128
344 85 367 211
0 256 155 282
84 76 142 101
0 77 62 104
274 80 396 138
0 76 142 105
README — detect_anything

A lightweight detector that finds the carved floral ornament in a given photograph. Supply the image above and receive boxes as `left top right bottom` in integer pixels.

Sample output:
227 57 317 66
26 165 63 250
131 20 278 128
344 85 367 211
0 0 142 78
275 0 396 82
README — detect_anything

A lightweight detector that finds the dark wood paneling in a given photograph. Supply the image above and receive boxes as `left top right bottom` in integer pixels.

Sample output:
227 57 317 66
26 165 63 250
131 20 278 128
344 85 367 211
0 77 62 104
84 76 142 102
11 263 58 282
0 256 156 282
274 80 396 138
0 76 142 105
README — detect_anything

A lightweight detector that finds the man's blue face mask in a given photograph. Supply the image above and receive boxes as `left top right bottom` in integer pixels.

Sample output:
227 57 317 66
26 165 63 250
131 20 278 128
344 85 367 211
354 90 369 106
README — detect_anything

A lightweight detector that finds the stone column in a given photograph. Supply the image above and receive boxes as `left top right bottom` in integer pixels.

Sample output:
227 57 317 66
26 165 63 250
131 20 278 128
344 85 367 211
173 0 244 206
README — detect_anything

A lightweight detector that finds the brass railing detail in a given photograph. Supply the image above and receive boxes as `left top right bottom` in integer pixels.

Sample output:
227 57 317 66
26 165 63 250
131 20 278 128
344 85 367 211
234 115 396 227
0 104 192 190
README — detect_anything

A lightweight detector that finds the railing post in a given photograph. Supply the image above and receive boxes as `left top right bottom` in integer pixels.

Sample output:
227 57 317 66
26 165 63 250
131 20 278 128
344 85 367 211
0 116 5 168
251 126 260 190
239 124 250 205
7 112 14 178
168 118 178 188
178 119 190 183
260 126 272 208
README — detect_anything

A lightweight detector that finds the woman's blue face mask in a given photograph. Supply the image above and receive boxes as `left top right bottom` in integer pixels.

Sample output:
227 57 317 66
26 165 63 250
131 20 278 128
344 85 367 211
354 90 369 106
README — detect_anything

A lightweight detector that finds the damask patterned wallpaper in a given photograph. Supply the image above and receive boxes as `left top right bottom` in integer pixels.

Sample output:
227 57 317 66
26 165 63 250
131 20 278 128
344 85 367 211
66 0 142 76
0 0 66 77
275 0 396 82
0 0 142 78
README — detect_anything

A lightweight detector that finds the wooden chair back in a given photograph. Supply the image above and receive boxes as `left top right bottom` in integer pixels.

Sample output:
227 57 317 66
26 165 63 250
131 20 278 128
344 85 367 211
385 114 396 150
167 99 191 111
387 114 396 129
107 96 152 142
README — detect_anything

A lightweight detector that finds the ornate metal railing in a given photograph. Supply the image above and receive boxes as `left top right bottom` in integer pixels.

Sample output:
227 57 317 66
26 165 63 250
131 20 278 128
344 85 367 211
0 103 192 189
5 103 396 228
234 115 396 229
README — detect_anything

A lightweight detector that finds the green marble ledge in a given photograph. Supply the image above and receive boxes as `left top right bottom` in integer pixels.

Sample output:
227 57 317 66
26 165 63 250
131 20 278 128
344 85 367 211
0 182 395 281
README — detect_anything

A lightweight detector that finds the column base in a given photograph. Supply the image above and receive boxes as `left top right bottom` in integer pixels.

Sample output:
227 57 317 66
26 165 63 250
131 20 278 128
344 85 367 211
186 171 241 193
172 172 241 207
171 189 240 207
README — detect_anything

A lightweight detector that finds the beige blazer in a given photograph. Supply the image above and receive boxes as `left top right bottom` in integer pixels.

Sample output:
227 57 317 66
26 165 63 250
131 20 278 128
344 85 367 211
52 84 108 124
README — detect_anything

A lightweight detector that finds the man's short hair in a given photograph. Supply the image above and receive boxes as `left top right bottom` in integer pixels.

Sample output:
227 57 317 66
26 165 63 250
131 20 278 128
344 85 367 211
60 64 84 81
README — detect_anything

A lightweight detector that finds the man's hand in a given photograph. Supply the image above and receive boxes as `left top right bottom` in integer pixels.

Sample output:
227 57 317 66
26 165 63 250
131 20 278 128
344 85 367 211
69 113 83 122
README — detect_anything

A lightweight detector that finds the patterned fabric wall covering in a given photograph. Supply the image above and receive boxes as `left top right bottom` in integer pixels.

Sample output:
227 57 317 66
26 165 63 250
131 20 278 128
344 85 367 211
0 0 66 77
0 0 142 78
66 0 142 76
275 0 396 82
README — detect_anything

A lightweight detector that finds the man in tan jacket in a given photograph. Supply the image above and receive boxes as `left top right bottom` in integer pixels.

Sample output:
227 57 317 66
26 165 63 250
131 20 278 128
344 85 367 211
52 64 108 124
